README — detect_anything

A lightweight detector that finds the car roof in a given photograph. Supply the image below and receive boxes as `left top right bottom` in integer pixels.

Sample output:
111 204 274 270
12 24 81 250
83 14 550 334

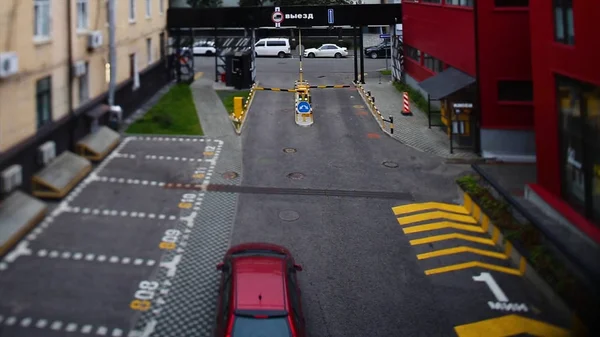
259 38 288 41
233 256 287 312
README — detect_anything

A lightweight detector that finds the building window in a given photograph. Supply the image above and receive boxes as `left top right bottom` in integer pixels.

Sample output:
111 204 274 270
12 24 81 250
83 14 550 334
497 80 533 101
423 53 443 73
404 45 420 62
159 0 164 14
76 0 89 30
421 0 442 3
494 0 529 6
557 75 600 224
78 62 89 104
447 0 474 6
36 76 52 129
146 0 151 17
129 0 136 21
159 32 166 59
34 0 51 38
130 53 140 90
554 0 574 45
147 38 153 65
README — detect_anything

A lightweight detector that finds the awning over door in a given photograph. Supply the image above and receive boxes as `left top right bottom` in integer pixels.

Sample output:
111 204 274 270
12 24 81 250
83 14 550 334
419 67 476 100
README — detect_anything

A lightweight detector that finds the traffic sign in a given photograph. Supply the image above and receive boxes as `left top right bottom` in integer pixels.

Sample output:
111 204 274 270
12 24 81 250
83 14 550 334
296 101 311 113
328 9 334 25
380 33 390 39
272 7 284 28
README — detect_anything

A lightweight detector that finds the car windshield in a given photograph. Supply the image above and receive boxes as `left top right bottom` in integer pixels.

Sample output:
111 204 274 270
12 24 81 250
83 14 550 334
231 316 292 337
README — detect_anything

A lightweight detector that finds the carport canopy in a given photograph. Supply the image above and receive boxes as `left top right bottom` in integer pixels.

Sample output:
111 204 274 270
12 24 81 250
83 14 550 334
0 191 47 255
418 67 476 100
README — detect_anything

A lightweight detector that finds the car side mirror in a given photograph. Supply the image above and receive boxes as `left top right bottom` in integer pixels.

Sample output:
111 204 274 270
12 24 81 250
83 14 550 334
293 264 303 272
216 262 225 271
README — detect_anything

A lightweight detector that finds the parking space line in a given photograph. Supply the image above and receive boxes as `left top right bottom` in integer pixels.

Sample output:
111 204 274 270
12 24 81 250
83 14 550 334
95 176 167 186
63 206 178 220
34 249 156 266
402 221 485 234
416 246 509 260
393 202 469 215
0 315 126 336
113 153 214 163
398 211 477 225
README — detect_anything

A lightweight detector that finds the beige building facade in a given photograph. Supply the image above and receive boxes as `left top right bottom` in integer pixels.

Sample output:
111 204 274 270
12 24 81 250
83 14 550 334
0 0 169 153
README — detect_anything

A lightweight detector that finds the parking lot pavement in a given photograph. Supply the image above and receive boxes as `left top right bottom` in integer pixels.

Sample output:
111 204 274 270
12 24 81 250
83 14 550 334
0 136 229 337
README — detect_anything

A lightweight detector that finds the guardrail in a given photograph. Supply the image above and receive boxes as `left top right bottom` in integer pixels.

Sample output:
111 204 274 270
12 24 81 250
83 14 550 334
471 163 600 331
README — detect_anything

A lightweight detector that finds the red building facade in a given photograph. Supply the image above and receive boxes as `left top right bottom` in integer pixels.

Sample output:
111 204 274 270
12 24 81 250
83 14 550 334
403 0 534 160
529 0 600 236
402 0 599 236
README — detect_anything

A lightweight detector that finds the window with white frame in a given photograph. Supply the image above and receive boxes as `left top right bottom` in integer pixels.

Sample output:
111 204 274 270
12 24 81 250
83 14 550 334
129 0 136 21
147 38 153 65
78 62 90 104
76 0 89 30
159 0 164 14
146 0 151 17
34 0 51 38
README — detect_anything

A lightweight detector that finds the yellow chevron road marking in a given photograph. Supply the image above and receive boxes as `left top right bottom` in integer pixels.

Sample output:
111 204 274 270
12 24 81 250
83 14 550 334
416 246 509 260
454 314 571 337
409 233 495 246
392 202 469 215
398 211 477 225
425 261 523 276
402 221 484 234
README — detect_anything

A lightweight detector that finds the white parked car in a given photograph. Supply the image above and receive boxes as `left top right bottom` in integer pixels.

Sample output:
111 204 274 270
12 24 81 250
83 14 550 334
191 40 216 56
303 44 348 58
254 38 291 58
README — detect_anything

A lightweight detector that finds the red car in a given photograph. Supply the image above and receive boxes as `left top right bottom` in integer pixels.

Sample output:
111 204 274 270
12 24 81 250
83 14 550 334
214 242 306 337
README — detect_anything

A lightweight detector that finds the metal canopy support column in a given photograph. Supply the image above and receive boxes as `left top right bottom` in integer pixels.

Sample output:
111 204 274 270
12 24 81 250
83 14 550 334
353 26 358 83
251 28 256 83
175 29 181 82
359 26 365 84
214 28 218 82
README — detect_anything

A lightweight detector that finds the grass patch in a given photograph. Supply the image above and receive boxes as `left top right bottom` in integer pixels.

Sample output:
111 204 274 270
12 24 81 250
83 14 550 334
456 174 598 325
126 84 203 135
216 90 251 115
379 69 392 76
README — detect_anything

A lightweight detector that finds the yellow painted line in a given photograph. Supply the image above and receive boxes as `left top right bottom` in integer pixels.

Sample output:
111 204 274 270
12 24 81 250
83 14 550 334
417 246 509 260
178 202 192 209
393 202 469 215
410 233 495 246
194 71 204 80
401 221 484 234
454 314 571 337
424 261 523 276
398 211 477 225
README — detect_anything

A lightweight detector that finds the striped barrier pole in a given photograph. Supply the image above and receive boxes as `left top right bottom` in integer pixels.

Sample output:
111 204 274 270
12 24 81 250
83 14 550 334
402 91 412 115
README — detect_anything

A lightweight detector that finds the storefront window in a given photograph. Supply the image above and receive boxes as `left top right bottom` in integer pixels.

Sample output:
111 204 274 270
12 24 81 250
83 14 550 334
557 75 600 224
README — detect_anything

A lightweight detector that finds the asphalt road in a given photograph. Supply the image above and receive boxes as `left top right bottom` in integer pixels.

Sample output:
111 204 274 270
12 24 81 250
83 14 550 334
230 57 571 337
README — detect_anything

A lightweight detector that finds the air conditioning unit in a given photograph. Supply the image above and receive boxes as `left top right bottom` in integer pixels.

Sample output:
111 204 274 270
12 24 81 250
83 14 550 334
37 141 57 165
1 164 23 194
0 52 19 78
72 60 87 77
87 31 103 49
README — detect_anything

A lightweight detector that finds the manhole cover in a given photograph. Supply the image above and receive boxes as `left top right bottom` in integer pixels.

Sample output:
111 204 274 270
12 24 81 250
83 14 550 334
279 210 300 221
283 148 297 153
222 171 239 179
382 161 399 168
287 172 305 180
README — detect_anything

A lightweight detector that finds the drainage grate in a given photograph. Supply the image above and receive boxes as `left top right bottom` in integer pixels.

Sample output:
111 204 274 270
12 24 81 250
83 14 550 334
166 184 413 200
283 148 297 153
287 172 305 180
222 171 239 179
382 161 399 168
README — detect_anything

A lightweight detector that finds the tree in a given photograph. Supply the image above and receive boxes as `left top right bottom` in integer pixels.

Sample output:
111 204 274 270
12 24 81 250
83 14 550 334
239 0 264 6
187 0 222 8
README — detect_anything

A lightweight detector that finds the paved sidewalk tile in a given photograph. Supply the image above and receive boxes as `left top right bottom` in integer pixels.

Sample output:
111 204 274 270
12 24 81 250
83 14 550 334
362 81 479 160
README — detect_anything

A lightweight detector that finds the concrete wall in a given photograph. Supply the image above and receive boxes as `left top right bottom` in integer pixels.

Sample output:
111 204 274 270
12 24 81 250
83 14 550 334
0 0 168 153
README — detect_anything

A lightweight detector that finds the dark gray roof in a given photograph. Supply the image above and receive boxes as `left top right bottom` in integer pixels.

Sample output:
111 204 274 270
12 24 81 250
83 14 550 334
419 67 476 100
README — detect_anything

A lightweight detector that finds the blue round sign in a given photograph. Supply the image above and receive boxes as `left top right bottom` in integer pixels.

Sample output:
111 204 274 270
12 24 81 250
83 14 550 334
296 101 311 113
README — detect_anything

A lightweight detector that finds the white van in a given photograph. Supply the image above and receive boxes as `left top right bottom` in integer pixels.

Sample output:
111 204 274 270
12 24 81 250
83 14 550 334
254 38 291 58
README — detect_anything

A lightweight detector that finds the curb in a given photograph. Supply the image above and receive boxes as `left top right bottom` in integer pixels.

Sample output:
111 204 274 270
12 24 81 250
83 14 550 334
232 81 259 135
354 82 394 138
456 185 587 334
